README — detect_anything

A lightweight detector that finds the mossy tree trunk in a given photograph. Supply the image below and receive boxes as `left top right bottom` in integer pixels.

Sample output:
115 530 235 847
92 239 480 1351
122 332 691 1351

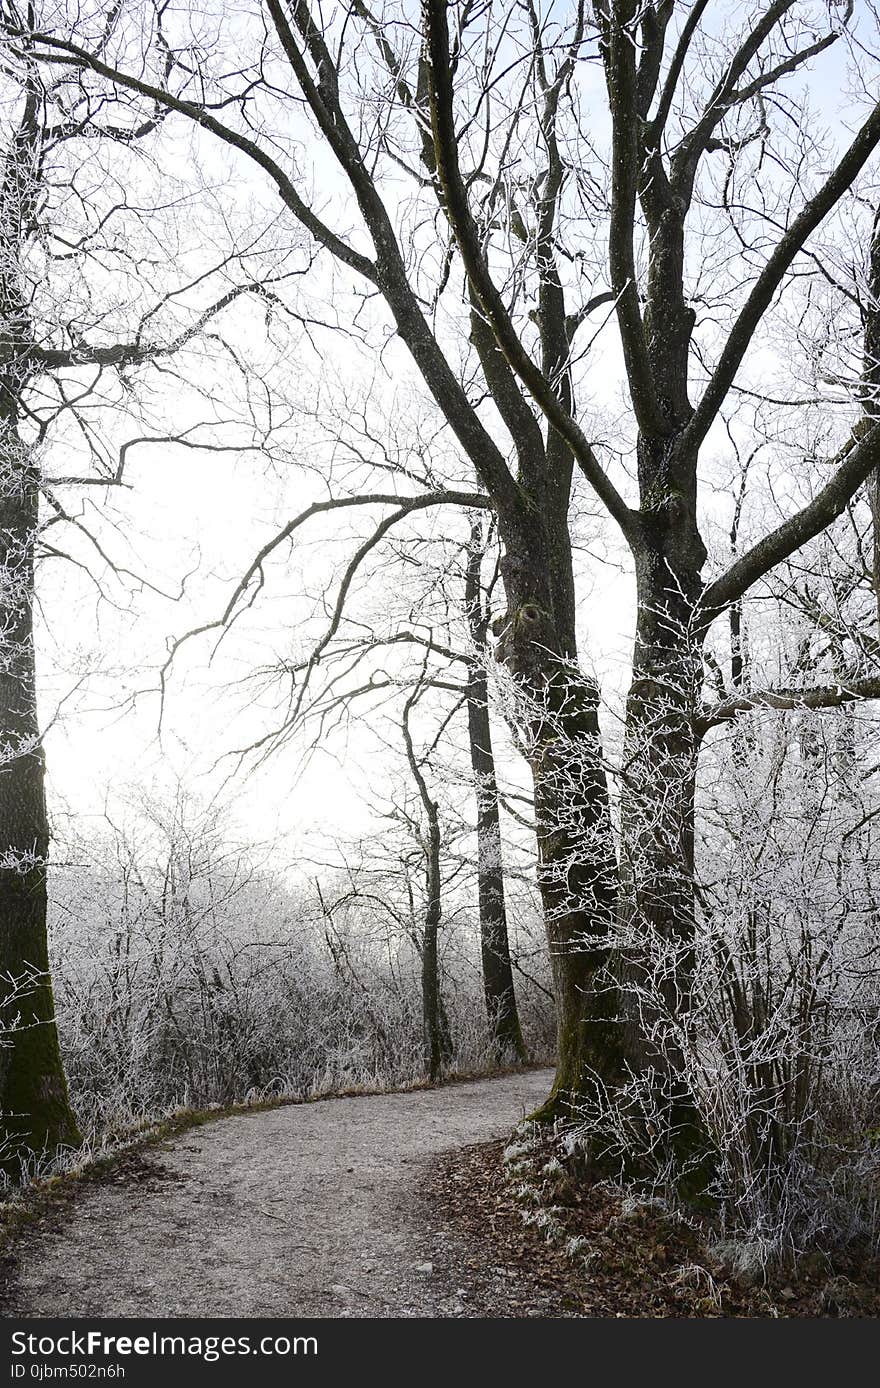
0 410 81 1166
0 86 80 1170
492 517 625 1123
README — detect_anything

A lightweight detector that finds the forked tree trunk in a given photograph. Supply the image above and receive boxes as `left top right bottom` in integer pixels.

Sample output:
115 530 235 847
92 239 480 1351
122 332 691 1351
0 415 80 1168
464 532 527 1064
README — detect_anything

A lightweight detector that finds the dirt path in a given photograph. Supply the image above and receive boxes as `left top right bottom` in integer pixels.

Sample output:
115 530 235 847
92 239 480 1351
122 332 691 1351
6 1070 556 1319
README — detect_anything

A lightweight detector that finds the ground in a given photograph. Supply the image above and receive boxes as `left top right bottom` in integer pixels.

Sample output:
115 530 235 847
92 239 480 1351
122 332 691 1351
2 1070 562 1318
427 1140 880 1317
3 1069 879 1318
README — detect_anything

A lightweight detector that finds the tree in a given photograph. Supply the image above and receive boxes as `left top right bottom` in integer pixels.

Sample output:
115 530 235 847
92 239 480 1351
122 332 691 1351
400 677 447 1079
464 521 528 1064
18 1 880 1150
152 370 534 1066
246 493 531 1065
0 20 289 1166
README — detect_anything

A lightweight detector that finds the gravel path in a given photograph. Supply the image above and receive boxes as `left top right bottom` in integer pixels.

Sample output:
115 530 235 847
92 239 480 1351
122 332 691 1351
7 1069 555 1319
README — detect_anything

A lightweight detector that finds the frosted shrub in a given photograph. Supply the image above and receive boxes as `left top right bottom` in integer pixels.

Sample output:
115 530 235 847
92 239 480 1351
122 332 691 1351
47 805 552 1146
566 711 880 1264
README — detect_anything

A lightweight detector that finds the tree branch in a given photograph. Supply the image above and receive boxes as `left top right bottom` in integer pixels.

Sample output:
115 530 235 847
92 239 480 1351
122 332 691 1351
31 283 268 371
160 488 490 688
423 0 636 539
13 24 377 280
597 0 666 436
698 675 880 734
17 12 528 519
686 94 880 450
701 422 880 617
649 0 710 139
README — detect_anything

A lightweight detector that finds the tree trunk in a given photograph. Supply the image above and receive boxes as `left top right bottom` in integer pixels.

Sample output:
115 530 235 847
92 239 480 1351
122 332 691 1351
865 209 880 629
402 693 447 1081
0 417 80 1168
617 491 710 1171
421 789 444 1081
466 659 528 1064
870 470 880 630
621 586 700 1040
530 681 624 1120
0 75 79 1171
494 530 625 1121
464 531 527 1064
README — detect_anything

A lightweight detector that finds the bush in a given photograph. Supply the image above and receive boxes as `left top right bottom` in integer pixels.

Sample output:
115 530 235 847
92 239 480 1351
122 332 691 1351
47 795 553 1147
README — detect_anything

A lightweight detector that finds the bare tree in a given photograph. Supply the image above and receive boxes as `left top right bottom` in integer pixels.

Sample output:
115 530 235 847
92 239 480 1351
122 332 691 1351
152 375 534 1065
272 508 530 1066
0 20 291 1165
400 679 447 1078
16 1 880 1152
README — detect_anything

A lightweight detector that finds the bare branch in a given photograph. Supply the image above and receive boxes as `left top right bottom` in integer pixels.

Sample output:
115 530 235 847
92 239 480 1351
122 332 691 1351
702 423 880 617
423 0 636 538
699 675 880 734
687 96 880 450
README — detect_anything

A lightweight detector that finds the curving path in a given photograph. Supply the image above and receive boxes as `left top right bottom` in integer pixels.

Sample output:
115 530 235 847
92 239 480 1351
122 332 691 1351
7 1069 555 1319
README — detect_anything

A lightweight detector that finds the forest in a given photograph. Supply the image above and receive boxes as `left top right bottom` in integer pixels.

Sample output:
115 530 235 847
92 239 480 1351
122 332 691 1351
1 0 880 1315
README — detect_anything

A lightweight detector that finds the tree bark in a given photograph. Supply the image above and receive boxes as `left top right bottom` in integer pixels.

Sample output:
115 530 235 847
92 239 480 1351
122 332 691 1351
616 433 711 1170
493 521 625 1121
464 532 527 1065
0 416 81 1166
0 88 80 1168
621 567 701 1033
865 209 880 629
530 687 624 1121
420 789 443 1081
